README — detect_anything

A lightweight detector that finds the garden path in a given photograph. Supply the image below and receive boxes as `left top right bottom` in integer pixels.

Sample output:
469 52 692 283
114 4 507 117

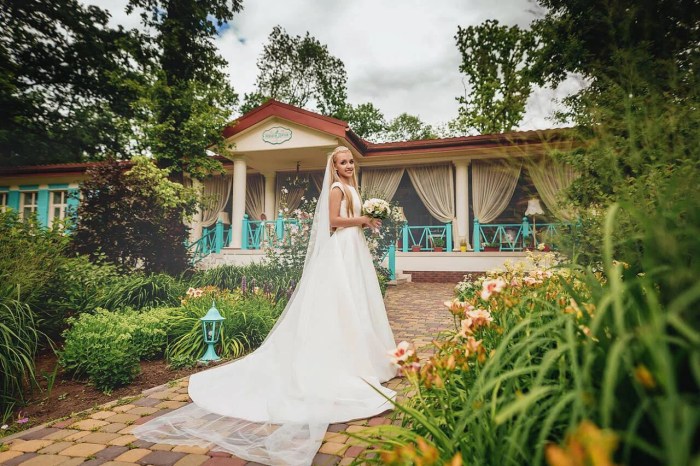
0 282 456 466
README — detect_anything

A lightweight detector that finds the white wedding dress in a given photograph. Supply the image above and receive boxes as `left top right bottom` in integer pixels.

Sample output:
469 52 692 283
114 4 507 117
133 164 398 465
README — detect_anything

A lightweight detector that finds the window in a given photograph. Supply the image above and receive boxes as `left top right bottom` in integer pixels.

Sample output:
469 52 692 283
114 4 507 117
49 190 68 226
20 191 38 219
0 192 6 213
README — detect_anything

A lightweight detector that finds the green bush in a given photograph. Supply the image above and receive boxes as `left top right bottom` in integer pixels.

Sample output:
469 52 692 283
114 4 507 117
166 287 284 362
190 263 296 301
59 308 170 392
0 298 40 422
98 273 186 311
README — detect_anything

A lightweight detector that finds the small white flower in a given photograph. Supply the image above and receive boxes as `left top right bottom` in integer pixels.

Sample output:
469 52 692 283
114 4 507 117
1 424 8 430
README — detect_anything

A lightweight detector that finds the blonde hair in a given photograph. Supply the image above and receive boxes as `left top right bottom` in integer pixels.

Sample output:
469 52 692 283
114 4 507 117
327 146 360 217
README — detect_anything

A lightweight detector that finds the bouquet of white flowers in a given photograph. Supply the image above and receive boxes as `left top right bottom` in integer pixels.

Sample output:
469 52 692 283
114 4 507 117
362 198 391 219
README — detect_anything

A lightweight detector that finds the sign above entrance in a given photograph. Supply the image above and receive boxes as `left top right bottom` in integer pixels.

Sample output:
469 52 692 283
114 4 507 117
262 126 293 145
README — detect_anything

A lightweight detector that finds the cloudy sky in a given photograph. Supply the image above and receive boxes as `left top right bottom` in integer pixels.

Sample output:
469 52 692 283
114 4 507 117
86 0 583 130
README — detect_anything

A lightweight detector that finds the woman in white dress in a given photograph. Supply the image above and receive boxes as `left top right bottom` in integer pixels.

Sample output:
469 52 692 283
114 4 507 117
133 146 398 465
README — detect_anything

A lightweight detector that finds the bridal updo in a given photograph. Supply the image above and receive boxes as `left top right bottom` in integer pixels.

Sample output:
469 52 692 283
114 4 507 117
327 146 359 217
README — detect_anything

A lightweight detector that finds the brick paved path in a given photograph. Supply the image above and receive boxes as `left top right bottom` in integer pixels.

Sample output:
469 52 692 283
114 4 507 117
0 283 456 466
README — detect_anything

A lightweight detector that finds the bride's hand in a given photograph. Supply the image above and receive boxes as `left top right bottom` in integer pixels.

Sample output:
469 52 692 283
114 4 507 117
362 216 381 229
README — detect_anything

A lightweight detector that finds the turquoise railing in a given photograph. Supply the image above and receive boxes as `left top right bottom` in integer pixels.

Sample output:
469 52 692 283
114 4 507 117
187 220 231 264
378 244 396 281
241 214 305 250
472 217 567 252
400 222 452 252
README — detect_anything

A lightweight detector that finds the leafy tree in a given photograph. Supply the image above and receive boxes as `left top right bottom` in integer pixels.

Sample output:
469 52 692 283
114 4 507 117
242 26 348 118
0 0 146 166
454 19 539 135
341 102 387 142
382 113 437 142
72 156 198 274
126 0 242 179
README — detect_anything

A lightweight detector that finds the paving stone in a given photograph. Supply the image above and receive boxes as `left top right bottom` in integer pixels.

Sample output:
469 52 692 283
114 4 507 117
111 405 136 414
12 454 73 466
172 445 210 455
80 459 109 466
9 439 54 452
319 442 347 456
1 452 38 466
367 417 390 426
63 432 90 442
343 445 365 457
37 441 75 455
130 439 154 449
102 414 139 424
48 420 74 429
58 458 88 466
344 425 368 433
150 443 175 451
112 448 152 462
323 432 349 443
201 458 246 466
311 452 341 466
338 458 354 466
125 406 159 416
326 424 348 433
101 462 138 466
116 425 136 434
135 450 186 465
77 433 121 444
173 454 210 466
69 420 109 431
154 401 187 410
146 391 175 400
41 430 81 441
106 435 136 447
97 423 127 434
88 411 116 420
18 428 62 441
94 445 129 460
170 394 191 402
0 450 24 463
207 451 231 458
58 442 106 457
132 397 162 408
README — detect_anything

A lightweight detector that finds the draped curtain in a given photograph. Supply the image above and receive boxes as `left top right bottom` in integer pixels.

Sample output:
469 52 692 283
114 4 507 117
527 158 579 220
200 175 232 227
311 172 325 193
245 174 265 220
275 175 305 215
471 159 522 223
360 168 405 201
406 164 455 223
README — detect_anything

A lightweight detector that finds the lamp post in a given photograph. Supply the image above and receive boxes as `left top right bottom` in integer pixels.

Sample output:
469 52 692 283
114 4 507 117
199 301 225 363
525 198 545 249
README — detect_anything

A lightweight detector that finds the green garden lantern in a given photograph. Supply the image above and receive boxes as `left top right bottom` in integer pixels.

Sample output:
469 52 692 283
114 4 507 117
199 301 225 362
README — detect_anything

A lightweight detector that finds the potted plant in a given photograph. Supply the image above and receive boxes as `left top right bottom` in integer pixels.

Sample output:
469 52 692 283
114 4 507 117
482 241 500 252
459 237 467 253
432 237 445 252
411 243 422 252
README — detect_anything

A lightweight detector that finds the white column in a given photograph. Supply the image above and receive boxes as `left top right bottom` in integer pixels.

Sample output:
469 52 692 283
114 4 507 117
263 172 276 220
454 159 471 250
230 156 247 248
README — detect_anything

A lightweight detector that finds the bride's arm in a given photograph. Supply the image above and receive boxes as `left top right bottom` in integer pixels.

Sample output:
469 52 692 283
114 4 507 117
329 187 378 228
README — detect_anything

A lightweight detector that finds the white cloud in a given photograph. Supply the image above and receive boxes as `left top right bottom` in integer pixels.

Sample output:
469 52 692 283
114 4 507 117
82 0 579 130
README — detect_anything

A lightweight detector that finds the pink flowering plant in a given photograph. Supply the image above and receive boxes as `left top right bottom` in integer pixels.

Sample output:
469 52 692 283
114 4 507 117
352 254 602 465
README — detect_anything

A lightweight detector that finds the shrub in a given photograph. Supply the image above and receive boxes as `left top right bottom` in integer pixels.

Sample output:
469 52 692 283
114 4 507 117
98 273 186 311
72 156 198 275
166 287 284 362
189 263 295 303
59 308 170 392
0 298 40 422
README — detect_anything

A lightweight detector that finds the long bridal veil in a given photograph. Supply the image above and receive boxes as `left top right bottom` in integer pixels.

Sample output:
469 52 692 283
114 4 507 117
132 151 397 466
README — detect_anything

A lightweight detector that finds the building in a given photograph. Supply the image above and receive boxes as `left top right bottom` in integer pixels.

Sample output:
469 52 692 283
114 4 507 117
0 100 578 281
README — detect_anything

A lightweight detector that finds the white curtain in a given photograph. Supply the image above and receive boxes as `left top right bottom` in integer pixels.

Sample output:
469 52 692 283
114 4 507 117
361 168 405 201
275 175 305 215
471 159 522 224
406 164 454 223
527 158 579 220
200 175 232 227
245 174 265 220
311 172 325 193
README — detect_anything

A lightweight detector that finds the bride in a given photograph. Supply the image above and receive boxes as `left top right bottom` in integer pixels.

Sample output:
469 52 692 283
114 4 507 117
133 146 398 465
